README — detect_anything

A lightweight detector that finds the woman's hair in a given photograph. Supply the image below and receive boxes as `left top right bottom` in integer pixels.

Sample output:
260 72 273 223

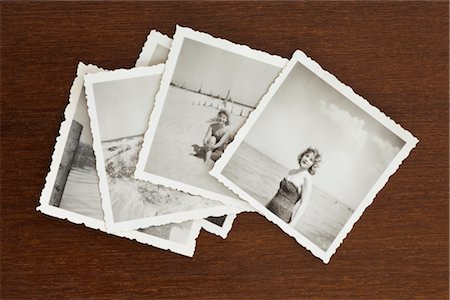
208 109 230 125
297 147 321 175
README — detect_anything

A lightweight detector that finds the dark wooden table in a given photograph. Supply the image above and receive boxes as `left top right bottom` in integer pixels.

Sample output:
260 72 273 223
1 2 448 299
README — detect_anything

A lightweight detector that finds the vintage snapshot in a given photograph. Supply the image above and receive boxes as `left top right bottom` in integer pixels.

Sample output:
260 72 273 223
201 214 237 239
136 29 238 238
135 25 287 210
37 63 202 256
211 50 418 263
135 30 172 67
84 65 240 232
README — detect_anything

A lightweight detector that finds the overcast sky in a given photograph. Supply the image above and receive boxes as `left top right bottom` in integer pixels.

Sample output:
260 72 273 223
171 38 283 108
244 62 405 210
92 74 162 142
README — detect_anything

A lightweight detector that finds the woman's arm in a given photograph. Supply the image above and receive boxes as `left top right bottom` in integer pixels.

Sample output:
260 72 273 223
289 174 312 227
203 126 212 145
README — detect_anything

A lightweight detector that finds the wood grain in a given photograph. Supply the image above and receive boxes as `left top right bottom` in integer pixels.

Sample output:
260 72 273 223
1 2 448 299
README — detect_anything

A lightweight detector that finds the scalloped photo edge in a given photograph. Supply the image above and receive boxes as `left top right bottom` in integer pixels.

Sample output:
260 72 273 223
84 65 242 232
37 62 202 257
135 29 242 239
210 50 419 263
135 25 286 210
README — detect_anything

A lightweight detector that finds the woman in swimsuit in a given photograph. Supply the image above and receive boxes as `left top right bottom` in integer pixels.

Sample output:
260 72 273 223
191 109 232 163
266 147 321 227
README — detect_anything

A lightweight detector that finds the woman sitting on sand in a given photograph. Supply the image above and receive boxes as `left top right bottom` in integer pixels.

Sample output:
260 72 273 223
266 147 321 227
191 109 232 163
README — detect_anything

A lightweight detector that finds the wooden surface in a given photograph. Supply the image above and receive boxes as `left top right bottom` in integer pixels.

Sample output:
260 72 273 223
1 2 448 299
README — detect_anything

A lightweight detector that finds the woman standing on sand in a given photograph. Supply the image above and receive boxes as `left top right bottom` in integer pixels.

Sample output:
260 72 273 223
266 147 321 227
191 109 232 162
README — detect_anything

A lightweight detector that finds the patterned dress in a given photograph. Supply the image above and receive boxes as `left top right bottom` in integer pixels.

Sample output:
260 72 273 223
266 178 301 223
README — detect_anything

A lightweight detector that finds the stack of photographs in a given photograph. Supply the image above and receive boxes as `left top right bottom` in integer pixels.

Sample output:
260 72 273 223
37 26 418 262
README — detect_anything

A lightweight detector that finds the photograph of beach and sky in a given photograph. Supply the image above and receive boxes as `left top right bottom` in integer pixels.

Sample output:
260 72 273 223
220 61 406 251
141 35 286 200
135 31 232 231
88 70 226 227
48 87 195 244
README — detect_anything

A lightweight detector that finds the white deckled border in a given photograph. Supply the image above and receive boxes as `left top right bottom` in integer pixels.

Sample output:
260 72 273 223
84 65 241 232
36 63 202 257
135 25 287 210
135 30 172 67
135 29 242 239
200 214 238 239
210 50 419 263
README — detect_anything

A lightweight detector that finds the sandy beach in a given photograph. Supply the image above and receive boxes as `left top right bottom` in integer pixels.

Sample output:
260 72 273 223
139 220 195 244
145 86 249 197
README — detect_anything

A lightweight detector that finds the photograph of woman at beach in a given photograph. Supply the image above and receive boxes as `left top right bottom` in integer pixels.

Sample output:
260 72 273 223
135 26 287 208
211 51 417 262
134 30 238 240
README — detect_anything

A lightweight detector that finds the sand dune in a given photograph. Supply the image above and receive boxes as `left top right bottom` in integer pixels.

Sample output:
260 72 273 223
60 157 195 244
102 135 220 223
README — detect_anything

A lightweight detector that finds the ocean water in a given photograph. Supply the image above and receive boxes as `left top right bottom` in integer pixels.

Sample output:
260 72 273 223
170 85 255 118
222 142 354 251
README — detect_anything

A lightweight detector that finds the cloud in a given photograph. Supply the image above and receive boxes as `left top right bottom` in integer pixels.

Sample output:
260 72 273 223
319 100 368 150
371 136 400 164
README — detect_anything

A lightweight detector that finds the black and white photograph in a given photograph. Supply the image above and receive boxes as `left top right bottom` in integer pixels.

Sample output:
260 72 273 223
201 214 237 239
37 63 203 257
135 30 172 67
84 65 239 232
135 25 287 209
136 29 238 239
211 50 418 263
